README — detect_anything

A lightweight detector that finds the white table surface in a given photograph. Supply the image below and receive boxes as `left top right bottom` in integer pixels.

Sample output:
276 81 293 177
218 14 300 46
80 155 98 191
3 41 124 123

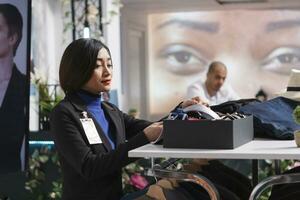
129 139 300 160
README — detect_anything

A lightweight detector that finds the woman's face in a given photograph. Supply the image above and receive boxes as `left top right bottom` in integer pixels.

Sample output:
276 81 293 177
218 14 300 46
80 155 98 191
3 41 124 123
149 10 300 114
83 47 113 94
0 13 15 58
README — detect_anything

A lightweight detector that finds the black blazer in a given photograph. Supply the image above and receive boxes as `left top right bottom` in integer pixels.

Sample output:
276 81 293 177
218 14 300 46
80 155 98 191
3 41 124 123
50 93 151 200
0 65 26 174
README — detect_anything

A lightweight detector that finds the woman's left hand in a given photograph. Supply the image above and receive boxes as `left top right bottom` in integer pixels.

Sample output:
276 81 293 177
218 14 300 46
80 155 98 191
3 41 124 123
181 96 209 109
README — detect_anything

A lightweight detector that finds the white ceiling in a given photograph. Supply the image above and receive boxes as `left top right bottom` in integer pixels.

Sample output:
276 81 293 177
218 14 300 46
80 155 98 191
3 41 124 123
122 0 300 13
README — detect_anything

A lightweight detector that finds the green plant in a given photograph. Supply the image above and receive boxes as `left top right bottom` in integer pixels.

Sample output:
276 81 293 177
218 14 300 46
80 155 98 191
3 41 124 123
25 148 49 199
25 147 62 200
38 83 63 130
31 71 64 131
38 84 62 115
128 108 138 118
48 153 62 199
122 161 147 194
293 105 300 124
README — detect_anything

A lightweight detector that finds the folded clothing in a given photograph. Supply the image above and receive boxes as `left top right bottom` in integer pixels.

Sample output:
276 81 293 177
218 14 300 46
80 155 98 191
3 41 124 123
238 97 300 140
211 98 259 114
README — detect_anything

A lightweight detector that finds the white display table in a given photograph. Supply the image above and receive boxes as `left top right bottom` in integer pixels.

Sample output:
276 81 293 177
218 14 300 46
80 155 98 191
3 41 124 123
129 139 300 160
129 139 300 200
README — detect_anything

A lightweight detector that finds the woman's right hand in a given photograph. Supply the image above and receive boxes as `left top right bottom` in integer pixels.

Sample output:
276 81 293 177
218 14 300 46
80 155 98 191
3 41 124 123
181 96 209 108
143 122 163 142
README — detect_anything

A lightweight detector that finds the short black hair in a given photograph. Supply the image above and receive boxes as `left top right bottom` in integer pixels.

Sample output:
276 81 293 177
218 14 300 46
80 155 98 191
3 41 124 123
59 38 111 94
0 4 23 56
207 61 227 74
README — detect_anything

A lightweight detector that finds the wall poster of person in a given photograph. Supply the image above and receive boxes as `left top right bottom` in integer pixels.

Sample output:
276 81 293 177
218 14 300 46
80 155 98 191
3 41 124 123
0 0 30 174
148 10 300 116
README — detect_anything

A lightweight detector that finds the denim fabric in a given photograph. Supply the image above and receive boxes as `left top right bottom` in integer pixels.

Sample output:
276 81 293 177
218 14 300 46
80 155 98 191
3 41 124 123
238 97 300 139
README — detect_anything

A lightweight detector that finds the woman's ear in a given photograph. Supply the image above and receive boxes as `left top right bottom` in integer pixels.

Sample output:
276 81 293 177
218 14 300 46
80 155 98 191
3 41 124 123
8 33 18 46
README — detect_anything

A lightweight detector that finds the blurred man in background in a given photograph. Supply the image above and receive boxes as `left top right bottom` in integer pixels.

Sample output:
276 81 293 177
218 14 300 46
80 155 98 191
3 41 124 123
187 61 239 105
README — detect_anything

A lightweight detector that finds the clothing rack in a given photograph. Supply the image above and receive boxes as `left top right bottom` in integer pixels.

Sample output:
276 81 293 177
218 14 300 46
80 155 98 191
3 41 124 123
145 158 220 200
249 173 300 200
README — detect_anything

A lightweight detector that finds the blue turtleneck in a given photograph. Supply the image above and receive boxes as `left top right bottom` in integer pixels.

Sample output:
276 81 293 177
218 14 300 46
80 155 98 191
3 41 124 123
77 90 115 149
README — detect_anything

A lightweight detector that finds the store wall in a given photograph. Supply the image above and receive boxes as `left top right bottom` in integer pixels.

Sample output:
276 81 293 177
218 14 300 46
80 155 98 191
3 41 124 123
120 8 148 118
31 0 66 84
103 0 123 108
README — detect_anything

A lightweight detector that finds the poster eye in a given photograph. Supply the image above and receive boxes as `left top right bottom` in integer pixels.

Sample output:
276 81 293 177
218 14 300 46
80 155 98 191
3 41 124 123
261 47 300 75
158 44 208 76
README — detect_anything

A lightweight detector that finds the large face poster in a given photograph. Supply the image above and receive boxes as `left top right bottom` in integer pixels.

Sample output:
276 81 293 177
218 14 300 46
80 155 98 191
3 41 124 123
149 10 300 115
0 0 30 174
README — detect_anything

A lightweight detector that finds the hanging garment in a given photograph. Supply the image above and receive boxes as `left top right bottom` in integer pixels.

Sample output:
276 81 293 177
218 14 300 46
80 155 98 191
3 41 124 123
269 166 300 200
179 181 240 200
133 184 193 200
200 160 252 200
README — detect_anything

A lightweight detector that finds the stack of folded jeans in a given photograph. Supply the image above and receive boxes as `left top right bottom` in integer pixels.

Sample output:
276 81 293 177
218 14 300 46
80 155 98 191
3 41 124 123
238 97 300 139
